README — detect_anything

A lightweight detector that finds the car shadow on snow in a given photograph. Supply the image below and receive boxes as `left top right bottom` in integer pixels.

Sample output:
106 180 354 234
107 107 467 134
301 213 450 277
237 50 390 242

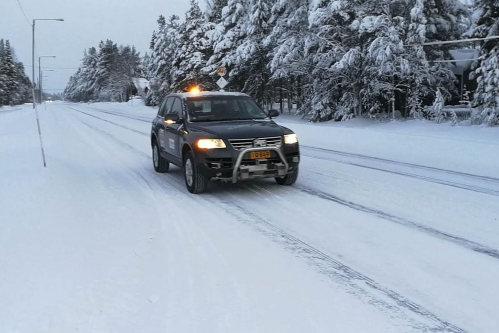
153 165 291 195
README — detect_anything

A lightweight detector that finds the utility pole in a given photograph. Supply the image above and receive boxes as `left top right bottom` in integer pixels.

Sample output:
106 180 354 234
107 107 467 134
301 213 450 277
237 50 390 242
40 70 54 102
39 56 56 103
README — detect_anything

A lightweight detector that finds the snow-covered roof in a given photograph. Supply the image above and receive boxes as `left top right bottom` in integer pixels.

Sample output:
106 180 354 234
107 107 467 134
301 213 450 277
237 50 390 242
176 91 250 98
132 77 150 91
448 49 480 74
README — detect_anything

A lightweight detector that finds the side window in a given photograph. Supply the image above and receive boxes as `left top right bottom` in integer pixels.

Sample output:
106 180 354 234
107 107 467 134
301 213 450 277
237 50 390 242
169 98 183 118
160 98 174 117
158 98 168 117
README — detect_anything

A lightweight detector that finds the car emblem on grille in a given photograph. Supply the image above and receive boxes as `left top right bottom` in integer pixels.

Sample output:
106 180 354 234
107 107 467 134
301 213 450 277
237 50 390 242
253 139 267 147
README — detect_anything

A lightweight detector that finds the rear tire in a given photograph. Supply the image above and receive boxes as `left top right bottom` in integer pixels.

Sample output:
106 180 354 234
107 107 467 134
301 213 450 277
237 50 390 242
184 151 209 194
153 141 169 173
275 166 299 186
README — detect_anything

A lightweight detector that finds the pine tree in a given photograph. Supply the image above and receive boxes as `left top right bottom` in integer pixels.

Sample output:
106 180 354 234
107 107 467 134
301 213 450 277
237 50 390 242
172 0 212 91
234 0 274 103
11 62 31 105
149 15 181 103
266 0 311 112
405 0 433 119
0 39 7 104
471 0 499 125
205 0 249 88
0 40 17 105
65 42 141 102
96 40 120 100
306 0 358 120
206 0 229 23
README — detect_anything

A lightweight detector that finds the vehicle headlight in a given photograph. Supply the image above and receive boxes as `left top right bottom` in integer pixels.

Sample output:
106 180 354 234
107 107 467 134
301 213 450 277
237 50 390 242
284 134 298 145
197 139 226 149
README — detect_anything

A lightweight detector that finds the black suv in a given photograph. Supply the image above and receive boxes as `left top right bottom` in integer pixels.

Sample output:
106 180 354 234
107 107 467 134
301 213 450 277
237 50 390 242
151 92 300 194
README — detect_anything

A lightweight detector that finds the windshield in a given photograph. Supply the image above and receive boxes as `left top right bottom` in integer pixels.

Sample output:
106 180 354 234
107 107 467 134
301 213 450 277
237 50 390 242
186 96 268 122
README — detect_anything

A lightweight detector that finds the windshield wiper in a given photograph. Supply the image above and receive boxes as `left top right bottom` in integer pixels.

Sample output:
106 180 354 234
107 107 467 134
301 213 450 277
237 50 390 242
219 117 265 121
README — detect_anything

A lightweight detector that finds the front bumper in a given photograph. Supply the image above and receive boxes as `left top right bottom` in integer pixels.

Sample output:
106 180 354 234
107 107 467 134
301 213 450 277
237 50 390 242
194 144 300 183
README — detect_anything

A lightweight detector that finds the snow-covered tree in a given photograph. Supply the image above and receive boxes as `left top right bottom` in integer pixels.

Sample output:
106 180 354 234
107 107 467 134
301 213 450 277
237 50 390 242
266 0 311 111
470 0 499 125
233 0 274 103
206 0 229 22
430 88 446 123
172 0 212 91
148 15 181 104
0 39 31 106
205 0 249 87
65 41 141 102
141 0 476 124
300 0 470 121
0 40 17 105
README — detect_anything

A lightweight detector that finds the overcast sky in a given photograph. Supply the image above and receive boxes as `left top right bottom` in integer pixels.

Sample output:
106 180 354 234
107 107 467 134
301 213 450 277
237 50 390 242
1 0 198 93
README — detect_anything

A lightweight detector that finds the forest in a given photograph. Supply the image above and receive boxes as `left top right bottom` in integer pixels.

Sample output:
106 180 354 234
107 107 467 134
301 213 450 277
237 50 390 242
64 0 499 125
0 39 32 106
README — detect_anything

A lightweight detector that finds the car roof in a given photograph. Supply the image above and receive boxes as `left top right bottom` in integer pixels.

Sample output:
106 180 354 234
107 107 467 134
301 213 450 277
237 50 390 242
173 91 250 99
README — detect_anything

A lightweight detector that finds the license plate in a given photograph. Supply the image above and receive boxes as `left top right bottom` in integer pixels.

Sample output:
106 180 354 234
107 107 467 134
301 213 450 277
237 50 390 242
250 151 271 159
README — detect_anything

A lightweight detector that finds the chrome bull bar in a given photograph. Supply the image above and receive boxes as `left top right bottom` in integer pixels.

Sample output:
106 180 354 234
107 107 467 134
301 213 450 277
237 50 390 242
232 147 289 183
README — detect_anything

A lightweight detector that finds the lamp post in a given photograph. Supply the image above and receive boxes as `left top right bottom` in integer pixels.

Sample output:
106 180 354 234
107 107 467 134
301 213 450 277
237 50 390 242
39 57 56 100
32 18 63 108
38 56 56 103
31 18 63 168
40 69 54 102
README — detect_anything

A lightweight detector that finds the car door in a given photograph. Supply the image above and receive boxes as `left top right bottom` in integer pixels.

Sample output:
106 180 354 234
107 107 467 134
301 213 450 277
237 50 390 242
157 97 174 152
163 97 184 159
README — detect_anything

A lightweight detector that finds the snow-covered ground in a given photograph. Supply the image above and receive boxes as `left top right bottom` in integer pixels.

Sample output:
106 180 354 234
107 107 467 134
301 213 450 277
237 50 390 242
1 102 498 333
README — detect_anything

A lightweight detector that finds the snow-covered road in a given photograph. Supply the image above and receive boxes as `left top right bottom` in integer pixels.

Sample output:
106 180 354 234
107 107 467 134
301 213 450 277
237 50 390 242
1 102 498 333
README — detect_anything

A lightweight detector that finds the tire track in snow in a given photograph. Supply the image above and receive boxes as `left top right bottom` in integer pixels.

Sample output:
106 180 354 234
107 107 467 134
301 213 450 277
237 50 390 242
302 145 499 184
77 105 152 122
0 108 23 115
294 185 499 260
349 162 499 197
65 104 499 260
66 106 149 136
303 150 499 197
204 194 467 333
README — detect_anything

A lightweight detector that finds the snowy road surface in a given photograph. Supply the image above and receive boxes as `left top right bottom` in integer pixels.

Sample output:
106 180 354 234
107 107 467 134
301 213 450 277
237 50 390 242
1 102 498 333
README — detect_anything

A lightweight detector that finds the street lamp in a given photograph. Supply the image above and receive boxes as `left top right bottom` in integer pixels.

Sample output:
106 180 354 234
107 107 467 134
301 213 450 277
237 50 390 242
39 56 56 103
31 18 63 168
32 19 63 108
41 70 54 101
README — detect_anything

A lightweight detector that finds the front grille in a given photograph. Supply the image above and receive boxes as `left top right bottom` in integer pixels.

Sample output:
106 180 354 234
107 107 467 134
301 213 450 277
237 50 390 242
229 136 282 151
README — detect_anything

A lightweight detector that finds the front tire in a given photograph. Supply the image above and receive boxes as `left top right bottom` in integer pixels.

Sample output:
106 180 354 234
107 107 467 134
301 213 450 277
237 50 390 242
184 151 209 194
275 166 299 186
153 141 169 173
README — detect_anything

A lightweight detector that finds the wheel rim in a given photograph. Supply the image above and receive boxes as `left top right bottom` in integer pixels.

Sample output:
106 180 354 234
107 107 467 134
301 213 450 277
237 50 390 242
153 144 159 167
185 158 194 187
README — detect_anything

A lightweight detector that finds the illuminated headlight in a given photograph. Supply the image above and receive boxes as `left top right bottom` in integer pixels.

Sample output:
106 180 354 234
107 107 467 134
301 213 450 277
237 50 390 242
284 134 298 145
197 139 226 149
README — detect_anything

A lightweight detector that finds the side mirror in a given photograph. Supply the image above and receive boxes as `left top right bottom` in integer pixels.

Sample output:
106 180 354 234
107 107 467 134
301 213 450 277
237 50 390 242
164 113 180 124
268 109 280 118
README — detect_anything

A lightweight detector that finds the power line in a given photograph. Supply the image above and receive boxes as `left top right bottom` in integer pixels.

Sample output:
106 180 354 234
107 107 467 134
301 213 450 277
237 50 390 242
422 35 499 46
14 0 32 26
405 35 499 47
25 65 80 70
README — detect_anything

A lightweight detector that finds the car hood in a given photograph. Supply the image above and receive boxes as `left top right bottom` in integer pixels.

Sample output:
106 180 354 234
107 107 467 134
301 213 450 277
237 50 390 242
188 120 284 139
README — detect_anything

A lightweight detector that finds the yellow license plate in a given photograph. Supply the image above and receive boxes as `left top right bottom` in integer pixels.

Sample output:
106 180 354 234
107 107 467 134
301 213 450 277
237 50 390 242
250 151 271 159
